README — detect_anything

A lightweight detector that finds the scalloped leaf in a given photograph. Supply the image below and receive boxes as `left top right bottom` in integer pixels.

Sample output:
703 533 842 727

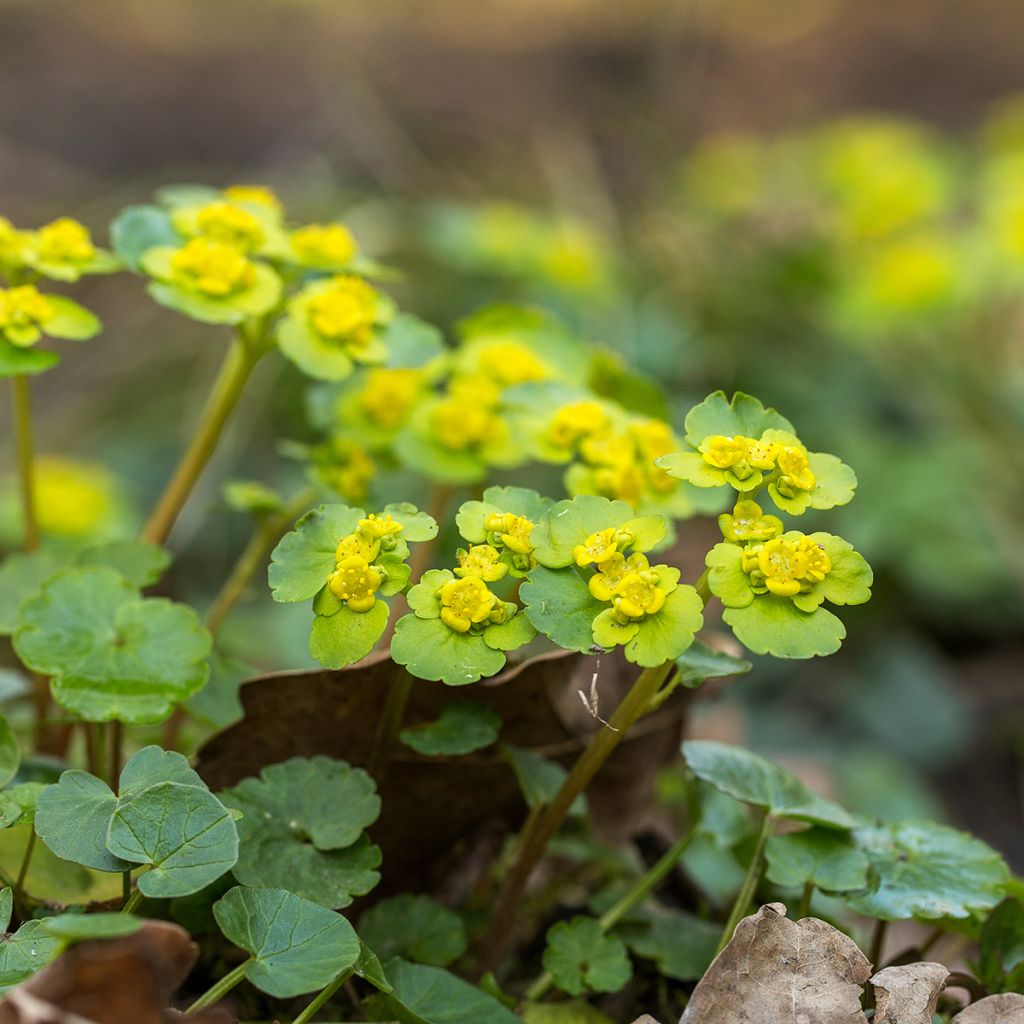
214 886 361 998
0 339 60 379
0 920 61 987
391 615 507 685
624 585 703 667
40 913 143 945
677 640 752 688
683 391 795 448
382 502 439 542
310 602 390 669
683 740 859 829
456 486 553 543
765 828 870 892
382 313 445 369
521 567 604 653
846 820 1010 921
705 543 755 609
359 894 467 968
482 610 537 652
623 908 720 982
723 599 846 659
504 745 586 817
109 204 179 270
268 504 365 603
542 917 632 996
400 702 502 756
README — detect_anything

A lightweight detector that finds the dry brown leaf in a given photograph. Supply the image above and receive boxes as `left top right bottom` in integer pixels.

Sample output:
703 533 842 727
679 903 870 1024
871 962 949 1024
0 921 231 1024
953 995 1024 1023
196 650 687 893
629 1017 663 1024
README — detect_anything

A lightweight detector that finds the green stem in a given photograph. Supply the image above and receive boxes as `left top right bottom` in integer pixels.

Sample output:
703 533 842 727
525 824 696 1003
290 967 355 1024
122 888 143 914
868 917 888 969
109 720 123 788
368 666 414 782
186 960 250 1014
13 830 35 913
476 658 675 975
10 375 39 552
122 870 131 908
797 880 814 920
142 335 261 547
715 810 774 955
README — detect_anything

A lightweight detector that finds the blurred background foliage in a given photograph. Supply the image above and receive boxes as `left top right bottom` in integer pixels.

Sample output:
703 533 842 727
1 0 1023 865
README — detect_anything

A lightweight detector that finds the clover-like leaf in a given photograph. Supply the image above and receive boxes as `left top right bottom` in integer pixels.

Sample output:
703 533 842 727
532 495 666 568
222 757 382 909
846 820 1009 921
106 782 238 897
13 567 210 724
504 745 586 817
683 740 858 829
765 828 870 892
359 894 468 968
623 909 720 981
268 504 364 603
682 391 795 449
363 958 522 1024
310 602 391 669
677 640 752 689
400 702 502 756
0 920 61 987
543 917 632 996
214 886 361 998
391 615 507 685
723 599 846 659
40 913 143 945
521 567 605 653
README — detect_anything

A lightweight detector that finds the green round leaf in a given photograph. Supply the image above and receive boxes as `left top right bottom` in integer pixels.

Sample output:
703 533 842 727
0 550 66 635
0 339 60 379
765 828 870 892
269 504 364 602
391 615 506 685
382 313 445 368
542 917 632 996
504 745 586 817
359 894 468 967
815 533 873 606
623 909 720 982
677 640 752 689
214 885 361 998
846 820 1009 921
624 584 703 667
682 740 858 829
381 502 439 542
119 744 204 794
76 540 170 588
43 297 101 341
41 913 143 944
35 771 127 873
310 602 390 669
400 702 502 756
0 715 19 789
278 312 358 381
106 782 238 897
109 204 179 271
521 567 604 653
723 599 846 659
482 610 537 652
683 391 795 448
705 543 755 609
0 920 61 987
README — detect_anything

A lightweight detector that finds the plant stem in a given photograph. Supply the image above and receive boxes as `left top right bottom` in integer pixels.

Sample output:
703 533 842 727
368 665 414 782
525 823 696 1003
10 376 39 552
142 335 261 547
715 810 774 955
290 967 355 1024
122 888 143 915
109 720 123 788
797 880 814 920
868 917 888 969
122 870 131 908
186 960 250 1014
476 658 674 975
13 830 35 913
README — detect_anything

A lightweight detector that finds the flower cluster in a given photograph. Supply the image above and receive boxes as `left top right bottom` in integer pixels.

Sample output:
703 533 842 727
327 513 405 614
0 215 119 283
455 486 551 579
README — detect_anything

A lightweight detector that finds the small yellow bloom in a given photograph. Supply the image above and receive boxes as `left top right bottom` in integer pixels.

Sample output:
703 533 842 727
33 456 116 537
745 437 781 471
455 544 508 582
588 551 650 602
591 461 646 506
328 555 383 612
191 201 265 251
580 432 634 468
430 395 504 452
35 218 96 265
718 499 782 543
0 286 53 343
753 537 809 597
701 435 748 469
308 276 378 345
324 442 375 504
224 184 282 211
358 513 403 541
776 446 816 494
0 217 31 266
291 223 357 267
485 512 534 556
799 536 832 582
573 527 627 568
547 400 610 449
335 531 379 563
475 340 550 386
358 369 421 428
439 575 497 633
613 570 666 622
170 239 256 297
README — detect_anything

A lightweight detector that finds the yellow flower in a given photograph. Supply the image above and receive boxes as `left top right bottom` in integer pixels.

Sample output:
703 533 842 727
547 400 610 449
170 239 256 297
33 456 116 537
358 369 421 428
700 435 748 469
0 217 31 267
189 201 265 251
485 512 534 556
718 499 783 543
328 554 383 612
588 551 651 601
573 527 628 568
35 218 96 265
324 443 375 504
291 223 357 267
747 536 809 597
359 513 403 542
0 286 54 344
455 544 508 582
744 437 781 471
580 432 634 468
474 340 550 386
776 446 816 494
630 419 679 493
591 461 646 506
223 184 282 212
612 570 666 622
439 575 497 633
801 537 832 583
861 234 957 310
539 223 604 288
335 530 380 563
308 276 378 346
430 395 505 452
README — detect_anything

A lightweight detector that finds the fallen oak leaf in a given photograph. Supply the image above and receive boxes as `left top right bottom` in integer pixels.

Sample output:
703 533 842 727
953 995 1024 1023
679 903 870 1024
871 962 949 1024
